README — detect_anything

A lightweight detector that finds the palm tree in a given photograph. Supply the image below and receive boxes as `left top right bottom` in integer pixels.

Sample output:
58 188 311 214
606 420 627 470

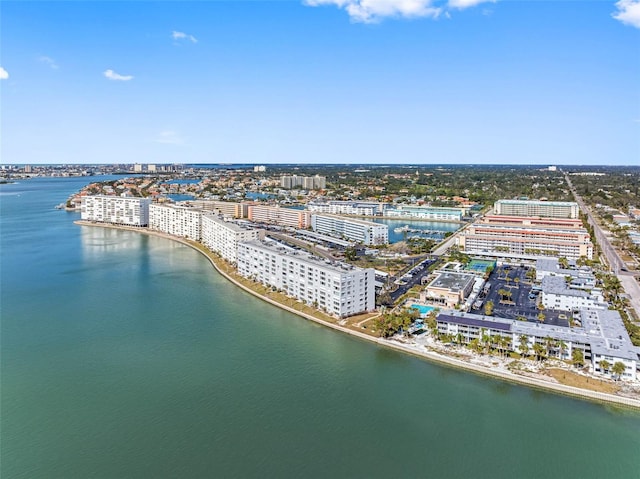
612 362 626 380
557 340 567 360
518 335 530 358
537 312 546 323
484 300 494 316
571 349 584 368
501 336 511 358
599 359 610 375
481 330 491 354
514 277 520 289
533 343 545 362
544 336 555 358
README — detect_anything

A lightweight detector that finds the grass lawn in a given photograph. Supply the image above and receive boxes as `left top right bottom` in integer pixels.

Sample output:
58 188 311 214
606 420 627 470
547 368 620 394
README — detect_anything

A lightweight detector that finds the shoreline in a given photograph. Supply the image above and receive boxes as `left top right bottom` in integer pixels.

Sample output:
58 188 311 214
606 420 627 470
75 220 640 411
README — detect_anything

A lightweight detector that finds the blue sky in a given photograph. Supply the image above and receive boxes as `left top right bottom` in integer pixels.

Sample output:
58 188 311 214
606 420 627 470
1 1 639 165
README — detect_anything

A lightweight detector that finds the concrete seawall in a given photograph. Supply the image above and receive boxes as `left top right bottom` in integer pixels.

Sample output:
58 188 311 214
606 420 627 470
75 221 640 411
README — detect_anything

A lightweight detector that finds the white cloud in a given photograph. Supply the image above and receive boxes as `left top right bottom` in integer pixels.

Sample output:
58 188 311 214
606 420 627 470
448 0 494 9
0 67 8 80
103 69 134 81
612 0 640 28
155 130 185 145
39 56 59 69
305 0 441 23
172 30 198 43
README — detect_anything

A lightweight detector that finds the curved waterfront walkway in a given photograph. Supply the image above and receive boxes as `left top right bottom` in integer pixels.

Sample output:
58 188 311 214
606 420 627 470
75 221 640 411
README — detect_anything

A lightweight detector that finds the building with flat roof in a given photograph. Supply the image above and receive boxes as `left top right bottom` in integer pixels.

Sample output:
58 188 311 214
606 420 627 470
459 220 593 260
247 205 311 228
149 203 202 240
237 239 375 318
201 214 264 264
384 205 463 221
311 214 388 245
307 201 382 216
435 309 639 381
280 175 326 190
421 271 475 308
186 200 244 218
81 195 151 227
494 200 579 219
541 276 605 311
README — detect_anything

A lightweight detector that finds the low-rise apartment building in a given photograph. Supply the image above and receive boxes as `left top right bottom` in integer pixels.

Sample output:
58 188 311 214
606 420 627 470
384 205 463 221
149 203 202 240
435 309 638 381
247 205 311 228
540 276 605 311
237 239 375 318
311 214 389 245
81 195 151 227
307 201 382 216
186 200 244 218
201 215 264 264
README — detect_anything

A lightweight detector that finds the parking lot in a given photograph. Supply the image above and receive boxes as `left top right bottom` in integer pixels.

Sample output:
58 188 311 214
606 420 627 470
470 264 570 327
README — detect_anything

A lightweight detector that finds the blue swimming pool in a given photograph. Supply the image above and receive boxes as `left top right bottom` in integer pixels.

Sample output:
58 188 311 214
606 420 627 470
409 304 435 317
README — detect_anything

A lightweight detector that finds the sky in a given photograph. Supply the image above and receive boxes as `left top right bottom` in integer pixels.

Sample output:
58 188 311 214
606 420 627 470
1 0 639 166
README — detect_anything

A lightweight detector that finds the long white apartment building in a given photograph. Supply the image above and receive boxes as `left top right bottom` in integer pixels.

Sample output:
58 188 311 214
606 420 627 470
149 203 202 240
237 239 375 318
384 205 463 221
311 214 389 245
201 214 264 264
459 220 593 260
494 200 579 219
81 195 151 227
247 204 311 228
307 201 381 216
435 309 639 381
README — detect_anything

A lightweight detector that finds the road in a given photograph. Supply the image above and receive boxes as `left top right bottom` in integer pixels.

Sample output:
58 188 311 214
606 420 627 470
565 172 640 319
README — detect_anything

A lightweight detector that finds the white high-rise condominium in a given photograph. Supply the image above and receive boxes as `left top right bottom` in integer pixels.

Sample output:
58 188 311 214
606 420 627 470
494 200 579 219
148 203 203 240
201 214 264 264
237 239 375 318
81 195 151 227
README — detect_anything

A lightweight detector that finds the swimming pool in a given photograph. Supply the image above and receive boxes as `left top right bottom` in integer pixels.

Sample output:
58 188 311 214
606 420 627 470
409 304 435 317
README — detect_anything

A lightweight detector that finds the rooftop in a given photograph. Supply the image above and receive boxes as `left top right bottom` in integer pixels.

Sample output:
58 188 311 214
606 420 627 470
428 271 475 292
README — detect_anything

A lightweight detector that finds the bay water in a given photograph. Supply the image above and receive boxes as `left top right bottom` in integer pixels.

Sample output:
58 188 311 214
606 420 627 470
1 177 639 478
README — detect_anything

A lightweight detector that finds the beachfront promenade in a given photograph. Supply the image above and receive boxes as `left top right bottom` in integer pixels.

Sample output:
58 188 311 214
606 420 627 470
75 220 640 411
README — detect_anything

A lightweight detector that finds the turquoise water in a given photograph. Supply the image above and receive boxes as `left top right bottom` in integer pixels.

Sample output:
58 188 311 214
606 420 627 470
1 177 640 478
410 304 435 316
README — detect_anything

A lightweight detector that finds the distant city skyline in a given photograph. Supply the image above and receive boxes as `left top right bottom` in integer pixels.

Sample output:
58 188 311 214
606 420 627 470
1 1 639 165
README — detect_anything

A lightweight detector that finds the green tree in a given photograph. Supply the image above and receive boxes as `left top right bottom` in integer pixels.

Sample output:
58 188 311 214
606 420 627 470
557 340 567 359
518 335 530 358
571 349 584 368
484 300 494 316
533 343 545 362
344 246 358 261
599 359 610 375
611 362 626 380
537 312 546 323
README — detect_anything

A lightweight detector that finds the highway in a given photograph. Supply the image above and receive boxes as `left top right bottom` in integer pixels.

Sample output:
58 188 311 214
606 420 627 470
565 172 640 319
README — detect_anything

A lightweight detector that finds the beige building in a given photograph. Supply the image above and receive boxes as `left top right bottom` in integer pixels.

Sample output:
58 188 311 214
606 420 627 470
459 216 593 260
421 272 475 309
247 204 311 228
